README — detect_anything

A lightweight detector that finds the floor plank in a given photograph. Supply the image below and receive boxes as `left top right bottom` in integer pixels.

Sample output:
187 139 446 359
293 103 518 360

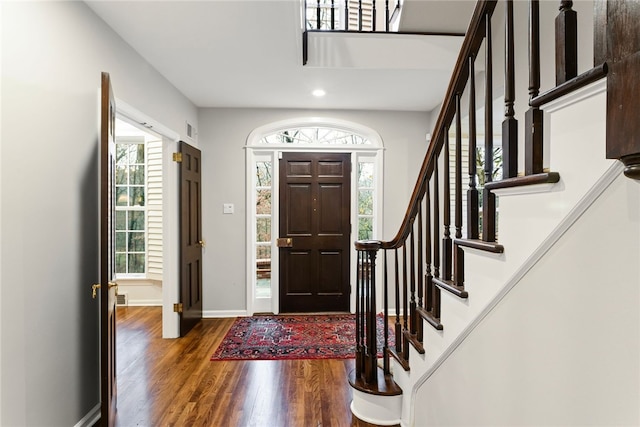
114 306 384 427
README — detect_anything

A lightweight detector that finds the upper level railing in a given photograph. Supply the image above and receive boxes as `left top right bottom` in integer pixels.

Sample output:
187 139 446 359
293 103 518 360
350 0 612 394
304 0 401 32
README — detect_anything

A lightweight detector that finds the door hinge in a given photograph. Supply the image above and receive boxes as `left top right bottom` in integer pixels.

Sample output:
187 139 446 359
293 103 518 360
172 152 183 162
173 303 183 313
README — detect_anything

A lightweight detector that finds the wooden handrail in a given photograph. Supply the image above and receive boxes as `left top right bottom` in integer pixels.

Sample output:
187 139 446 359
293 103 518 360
383 1 498 250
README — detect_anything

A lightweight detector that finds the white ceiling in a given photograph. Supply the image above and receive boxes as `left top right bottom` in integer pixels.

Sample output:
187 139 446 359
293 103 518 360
86 0 475 112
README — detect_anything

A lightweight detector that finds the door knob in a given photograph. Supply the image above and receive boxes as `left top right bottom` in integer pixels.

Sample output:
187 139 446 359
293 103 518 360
277 237 293 248
198 239 206 248
91 282 118 299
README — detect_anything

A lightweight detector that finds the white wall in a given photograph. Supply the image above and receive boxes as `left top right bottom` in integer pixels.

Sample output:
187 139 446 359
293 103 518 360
0 2 197 425
414 173 640 426
197 108 429 314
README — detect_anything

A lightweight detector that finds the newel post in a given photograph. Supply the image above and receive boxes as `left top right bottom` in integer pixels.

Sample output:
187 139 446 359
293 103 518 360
354 240 381 385
594 0 640 179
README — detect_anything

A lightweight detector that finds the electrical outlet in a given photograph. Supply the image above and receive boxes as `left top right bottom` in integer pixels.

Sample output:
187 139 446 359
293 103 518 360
223 203 234 214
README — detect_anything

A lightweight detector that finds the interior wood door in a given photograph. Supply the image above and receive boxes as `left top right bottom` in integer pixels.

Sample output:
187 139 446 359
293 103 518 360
99 71 117 427
179 141 203 336
279 152 351 313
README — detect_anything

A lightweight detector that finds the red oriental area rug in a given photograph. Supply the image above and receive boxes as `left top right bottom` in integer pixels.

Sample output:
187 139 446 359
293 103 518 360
211 313 394 361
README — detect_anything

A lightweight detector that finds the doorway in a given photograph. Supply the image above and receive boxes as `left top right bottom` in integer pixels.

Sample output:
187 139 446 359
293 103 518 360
115 99 183 338
278 152 351 312
245 118 385 315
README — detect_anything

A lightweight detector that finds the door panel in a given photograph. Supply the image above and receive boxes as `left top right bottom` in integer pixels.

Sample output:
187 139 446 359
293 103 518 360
99 71 117 427
179 141 203 336
279 152 351 313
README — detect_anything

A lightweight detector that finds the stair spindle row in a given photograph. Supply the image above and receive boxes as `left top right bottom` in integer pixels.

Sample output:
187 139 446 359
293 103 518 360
352 0 589 391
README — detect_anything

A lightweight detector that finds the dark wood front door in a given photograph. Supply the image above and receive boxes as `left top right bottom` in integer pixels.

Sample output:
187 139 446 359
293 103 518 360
179 141 203 336
99 71 117 427
279 152 351 313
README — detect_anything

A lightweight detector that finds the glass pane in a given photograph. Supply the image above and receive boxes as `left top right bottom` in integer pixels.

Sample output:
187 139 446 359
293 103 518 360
116 210 126 231
256 245 271 260
115 165 128 185
129 211 145 230
358 162 374 187
256 218 271 242
130 187 145 206
116 187 128 206
116 145 128 165
358 190 373 215
256 161 272 186
128 254 145 273
128 232 145 251
130 165 145 185
129 144 145 164
256 190 271 215
359 217 373 240
115 253 127 273
115 232 126 252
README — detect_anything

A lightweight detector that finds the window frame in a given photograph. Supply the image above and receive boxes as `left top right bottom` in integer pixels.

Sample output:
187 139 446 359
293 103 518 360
115 136 148 278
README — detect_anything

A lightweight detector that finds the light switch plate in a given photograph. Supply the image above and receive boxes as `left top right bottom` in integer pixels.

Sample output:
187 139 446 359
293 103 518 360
223 203 234 214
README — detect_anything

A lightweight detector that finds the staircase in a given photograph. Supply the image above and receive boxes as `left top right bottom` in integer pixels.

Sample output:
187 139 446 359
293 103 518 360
349 1 640 425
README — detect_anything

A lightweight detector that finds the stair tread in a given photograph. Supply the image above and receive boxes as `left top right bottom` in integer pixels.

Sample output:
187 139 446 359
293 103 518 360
348 367 403 396
433 277 469 298
403 329 425 354
416 306 443 330
454 238 504 253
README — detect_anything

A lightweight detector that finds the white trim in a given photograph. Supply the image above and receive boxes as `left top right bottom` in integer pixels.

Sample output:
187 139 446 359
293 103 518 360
74 403 100 427
203 309 248 318
409 160 625 426
115 101 181 339
490 182 559 197
126 299 162 307
116 98 180 142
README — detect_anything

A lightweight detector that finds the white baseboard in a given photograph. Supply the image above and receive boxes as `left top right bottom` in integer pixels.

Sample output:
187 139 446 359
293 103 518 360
203 309 248 318
126 299 162 306
74 403 100 427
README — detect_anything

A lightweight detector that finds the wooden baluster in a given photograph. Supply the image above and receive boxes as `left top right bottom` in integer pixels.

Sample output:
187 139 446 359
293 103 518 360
443 130 452 281
503 0 518 179
433 156 441 318
372 0 377 31
455 95 463 240
416 195 424 342
394 248 401 354
385 0 390 32
484 14 493 187
402 244 409 361
483 13 497 242
425 179 433 315
316 0 321 29
409 227 416 336
468 56 480 240
355 250 362 377
383 250 389 375
556 0 577 85
454 93 465 286
359 0 363 31
525 0 544 175
366 249 377 384
345 0 349 30
331 0 336 30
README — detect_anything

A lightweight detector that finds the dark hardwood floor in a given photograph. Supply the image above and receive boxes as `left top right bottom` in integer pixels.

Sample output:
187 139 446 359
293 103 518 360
114 306 380 427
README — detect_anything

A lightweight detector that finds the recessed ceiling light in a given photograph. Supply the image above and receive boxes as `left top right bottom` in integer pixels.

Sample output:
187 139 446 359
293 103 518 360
312 89 326 97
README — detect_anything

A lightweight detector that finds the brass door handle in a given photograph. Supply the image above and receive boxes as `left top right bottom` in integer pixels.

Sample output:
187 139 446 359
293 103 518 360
198 239 206 248
91 282 118 299
277 237 293 248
